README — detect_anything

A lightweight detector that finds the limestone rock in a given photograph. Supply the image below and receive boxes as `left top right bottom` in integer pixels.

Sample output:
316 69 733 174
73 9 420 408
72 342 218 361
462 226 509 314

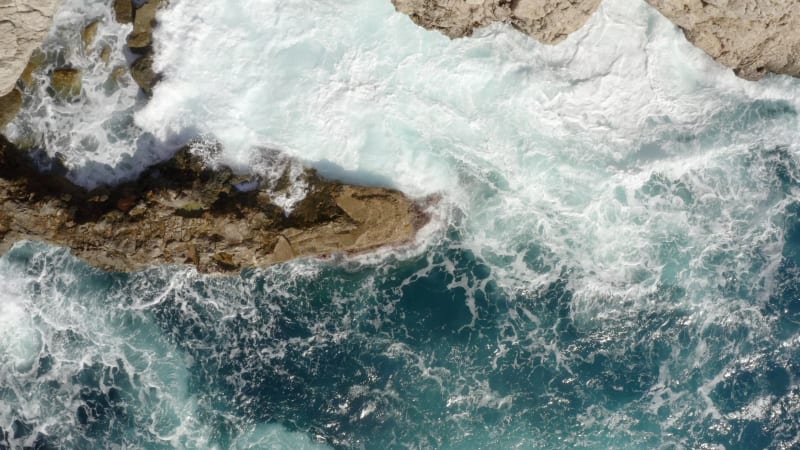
646 0 800 80
0 135 428 274
391 0 601 44
0 0 61 97
130 54 157 94
0 89 23 128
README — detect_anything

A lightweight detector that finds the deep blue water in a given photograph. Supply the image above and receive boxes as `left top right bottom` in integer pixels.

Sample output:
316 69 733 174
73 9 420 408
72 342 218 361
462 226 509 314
2 218 800 448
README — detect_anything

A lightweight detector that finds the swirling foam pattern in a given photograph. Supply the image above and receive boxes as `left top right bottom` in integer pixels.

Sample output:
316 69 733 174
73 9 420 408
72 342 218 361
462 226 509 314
2 0 800 448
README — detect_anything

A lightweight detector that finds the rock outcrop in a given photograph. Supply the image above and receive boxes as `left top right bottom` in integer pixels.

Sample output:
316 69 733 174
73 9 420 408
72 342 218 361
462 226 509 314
645 0 800 80
391 0 602 44
113 0 163 94
0 0 60 97
0 135 428 273
393 0 800 80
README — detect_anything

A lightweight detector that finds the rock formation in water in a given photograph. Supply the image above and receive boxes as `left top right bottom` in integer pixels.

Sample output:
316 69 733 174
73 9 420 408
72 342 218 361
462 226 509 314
392 0 602 43
392 0 800 80
645 0 800 80
0 135 428 273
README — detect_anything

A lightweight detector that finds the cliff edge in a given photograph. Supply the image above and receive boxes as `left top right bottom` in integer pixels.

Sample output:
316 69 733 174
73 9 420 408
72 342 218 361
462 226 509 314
392 0 800 80
392 0 602 44
645 0 800 80
0 0 60 97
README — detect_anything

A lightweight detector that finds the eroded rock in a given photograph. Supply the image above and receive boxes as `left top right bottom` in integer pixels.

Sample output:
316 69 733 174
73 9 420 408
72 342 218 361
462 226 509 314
0 0 61 96
391 0 601 44
0 135 428 273
127 0 163 52
646 0 800 80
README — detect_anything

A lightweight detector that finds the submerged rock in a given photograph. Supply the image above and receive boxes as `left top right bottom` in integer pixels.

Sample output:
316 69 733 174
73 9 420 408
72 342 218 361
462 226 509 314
391 0 601 44
113 0 133 24
0 0 61 96
0 89 23 128
82 19 101 49
130 54 157 94
51 68 82 99
0 136 428 274
127 0 163 52
645 0 800 80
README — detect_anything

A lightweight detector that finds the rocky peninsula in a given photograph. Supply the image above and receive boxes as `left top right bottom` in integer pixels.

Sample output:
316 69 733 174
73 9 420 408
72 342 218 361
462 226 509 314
0 0 427 273
0 135 427 273
392 0 800 80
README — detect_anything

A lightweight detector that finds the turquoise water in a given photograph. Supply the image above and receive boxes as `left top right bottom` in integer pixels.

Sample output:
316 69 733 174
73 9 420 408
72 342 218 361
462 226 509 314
3 0 800 448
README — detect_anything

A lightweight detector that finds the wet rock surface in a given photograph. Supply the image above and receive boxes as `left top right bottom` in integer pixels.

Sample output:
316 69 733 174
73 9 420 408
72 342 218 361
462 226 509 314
0 135 428 273
0 89 22 128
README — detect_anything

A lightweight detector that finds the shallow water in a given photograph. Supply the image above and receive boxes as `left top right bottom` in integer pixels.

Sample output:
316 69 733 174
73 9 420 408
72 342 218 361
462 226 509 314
3 0 800 448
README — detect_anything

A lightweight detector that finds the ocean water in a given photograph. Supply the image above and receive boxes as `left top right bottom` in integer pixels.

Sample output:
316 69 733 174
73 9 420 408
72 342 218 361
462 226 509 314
3 0 800 448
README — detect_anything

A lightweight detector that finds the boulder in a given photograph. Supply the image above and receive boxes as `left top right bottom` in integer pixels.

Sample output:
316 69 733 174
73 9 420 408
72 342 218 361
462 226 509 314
51 68 82 98
82 19 101 49
130 54 157 94
127 0 163 52
0 89 23 128
113 0 133 24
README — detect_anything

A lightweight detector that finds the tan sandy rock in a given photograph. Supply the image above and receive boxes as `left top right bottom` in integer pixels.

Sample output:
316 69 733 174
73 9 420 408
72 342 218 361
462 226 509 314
646 0 800 80
0 0 61 96
391 0 601 44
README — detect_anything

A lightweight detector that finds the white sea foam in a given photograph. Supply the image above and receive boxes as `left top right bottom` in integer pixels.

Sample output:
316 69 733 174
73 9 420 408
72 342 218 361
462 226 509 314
4 0 154 188
134 0 800 322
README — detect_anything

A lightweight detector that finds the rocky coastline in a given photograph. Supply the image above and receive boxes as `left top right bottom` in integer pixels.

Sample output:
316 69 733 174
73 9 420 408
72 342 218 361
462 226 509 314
391 0 800 81
0 0 428 273
0 135 428 273
0 0 798 272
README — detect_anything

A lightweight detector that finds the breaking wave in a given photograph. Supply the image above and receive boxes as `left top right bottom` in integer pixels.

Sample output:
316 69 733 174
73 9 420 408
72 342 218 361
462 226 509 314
3 0 800 448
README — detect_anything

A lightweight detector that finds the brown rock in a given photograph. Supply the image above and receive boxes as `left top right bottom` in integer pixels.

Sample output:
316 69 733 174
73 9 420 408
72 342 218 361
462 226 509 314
20 49 47 89
113 0 134 24
131 54 158 94
51 68 82 99
82 20 101 49
391 0 601 44
127 0 163 52
100 46 112 65
0 136 428 274
0 89 23 128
